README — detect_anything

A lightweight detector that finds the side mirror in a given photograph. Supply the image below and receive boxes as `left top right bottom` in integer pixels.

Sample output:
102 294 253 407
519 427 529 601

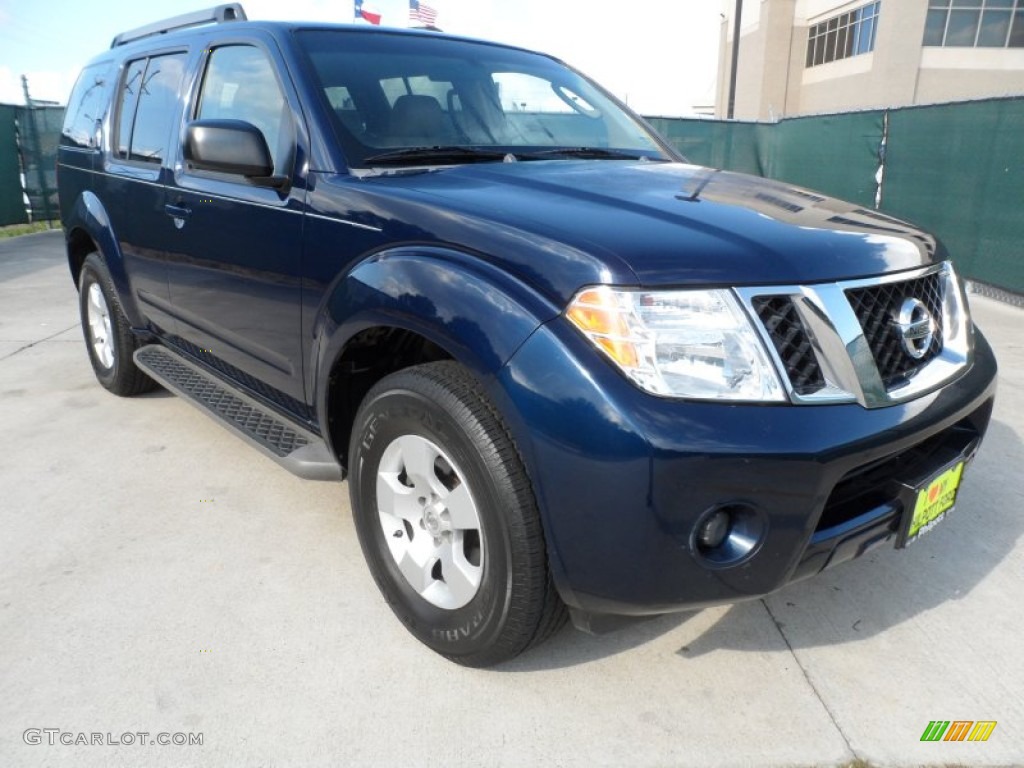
185 119 274 178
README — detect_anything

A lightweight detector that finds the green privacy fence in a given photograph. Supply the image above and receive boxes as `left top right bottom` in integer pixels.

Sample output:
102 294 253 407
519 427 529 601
646 117 767 178
0 105 26 226
650 97 1024 294
0 103 62 227
22 105 62 224
883 99 1023 294
3 99 1022 293
767 110 884 210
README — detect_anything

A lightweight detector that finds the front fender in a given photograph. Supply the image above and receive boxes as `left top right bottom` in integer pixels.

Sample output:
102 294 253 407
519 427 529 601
66 191 145 326
313 246 561 430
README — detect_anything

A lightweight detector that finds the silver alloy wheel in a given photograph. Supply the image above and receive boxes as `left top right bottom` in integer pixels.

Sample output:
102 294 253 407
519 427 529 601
376 434 484 610
86 282 115 370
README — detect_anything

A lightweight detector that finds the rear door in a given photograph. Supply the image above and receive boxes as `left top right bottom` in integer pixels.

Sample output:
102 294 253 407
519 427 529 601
163 38 309 409
105 50 189 334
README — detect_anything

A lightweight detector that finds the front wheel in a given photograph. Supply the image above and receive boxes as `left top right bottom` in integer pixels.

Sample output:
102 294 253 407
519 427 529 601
348 361 566 667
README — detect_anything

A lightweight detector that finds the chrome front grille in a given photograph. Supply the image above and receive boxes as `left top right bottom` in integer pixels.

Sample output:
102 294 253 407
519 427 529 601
737 263 971 408
751 296 825 395
845 271 945 388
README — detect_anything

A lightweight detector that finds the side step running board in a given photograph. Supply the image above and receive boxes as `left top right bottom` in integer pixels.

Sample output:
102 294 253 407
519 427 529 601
134 344 342 482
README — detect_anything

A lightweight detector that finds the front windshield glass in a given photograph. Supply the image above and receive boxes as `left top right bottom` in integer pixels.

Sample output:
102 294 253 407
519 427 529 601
296 29 669 168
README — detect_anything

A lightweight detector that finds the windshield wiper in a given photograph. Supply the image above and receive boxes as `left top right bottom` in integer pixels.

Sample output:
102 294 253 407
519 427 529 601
360 145 663 169
362 146 509 166
517 147 652 161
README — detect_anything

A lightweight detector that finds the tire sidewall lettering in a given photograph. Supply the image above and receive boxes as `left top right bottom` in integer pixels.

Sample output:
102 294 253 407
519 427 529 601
352 390 512 653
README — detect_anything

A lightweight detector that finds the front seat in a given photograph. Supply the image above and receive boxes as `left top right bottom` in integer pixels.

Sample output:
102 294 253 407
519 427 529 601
389 94 448 144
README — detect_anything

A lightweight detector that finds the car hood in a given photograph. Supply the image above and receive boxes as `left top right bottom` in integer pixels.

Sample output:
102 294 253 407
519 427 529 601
378 160 940 291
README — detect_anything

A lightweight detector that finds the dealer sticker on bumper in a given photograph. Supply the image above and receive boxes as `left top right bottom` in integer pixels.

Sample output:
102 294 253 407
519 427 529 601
906 461 965 543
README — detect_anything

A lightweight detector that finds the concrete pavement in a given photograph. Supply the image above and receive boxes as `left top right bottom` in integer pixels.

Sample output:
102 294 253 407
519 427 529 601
1 230 1022 767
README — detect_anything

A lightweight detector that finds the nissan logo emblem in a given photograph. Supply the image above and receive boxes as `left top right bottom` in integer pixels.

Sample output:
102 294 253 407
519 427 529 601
894 298 936 359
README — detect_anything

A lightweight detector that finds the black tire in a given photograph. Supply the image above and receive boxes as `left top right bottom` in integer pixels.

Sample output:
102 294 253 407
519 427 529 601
349 361 567 667
78 252 156 396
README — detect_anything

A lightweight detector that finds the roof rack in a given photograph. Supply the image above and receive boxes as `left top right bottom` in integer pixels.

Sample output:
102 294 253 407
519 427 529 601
110 4 247 48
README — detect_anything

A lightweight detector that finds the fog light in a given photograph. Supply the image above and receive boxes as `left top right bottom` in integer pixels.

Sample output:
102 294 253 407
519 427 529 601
691 503 767 567
696 509 732 551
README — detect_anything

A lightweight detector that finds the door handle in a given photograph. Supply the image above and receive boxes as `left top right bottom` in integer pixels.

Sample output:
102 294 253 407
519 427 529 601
164 203 192 219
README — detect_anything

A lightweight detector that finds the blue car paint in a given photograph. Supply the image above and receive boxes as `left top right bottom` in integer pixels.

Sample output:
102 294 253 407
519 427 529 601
362 161 939 291
496 320 995 614
308 246 562 456
58 21 998 618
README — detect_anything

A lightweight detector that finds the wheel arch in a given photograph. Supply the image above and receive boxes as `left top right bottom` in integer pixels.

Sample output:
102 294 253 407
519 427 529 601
66 227 95 289
63 191 144 325
314 246 560 469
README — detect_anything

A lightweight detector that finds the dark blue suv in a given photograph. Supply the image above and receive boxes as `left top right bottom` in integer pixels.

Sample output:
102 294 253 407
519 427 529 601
58 4 997 666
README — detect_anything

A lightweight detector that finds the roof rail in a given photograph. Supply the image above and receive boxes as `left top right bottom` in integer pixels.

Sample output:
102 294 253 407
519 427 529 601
110 4 247 48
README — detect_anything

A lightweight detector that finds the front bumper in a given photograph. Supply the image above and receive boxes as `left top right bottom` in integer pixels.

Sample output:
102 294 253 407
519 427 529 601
495 319 997 617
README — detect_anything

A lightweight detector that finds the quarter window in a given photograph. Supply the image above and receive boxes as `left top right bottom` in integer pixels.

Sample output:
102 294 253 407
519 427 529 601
924 0 1024 47
62 63 114 149
116 54 187 163
806 2 881 68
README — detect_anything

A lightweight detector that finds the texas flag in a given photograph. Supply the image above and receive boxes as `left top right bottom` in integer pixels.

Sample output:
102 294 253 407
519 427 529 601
354 0 382 25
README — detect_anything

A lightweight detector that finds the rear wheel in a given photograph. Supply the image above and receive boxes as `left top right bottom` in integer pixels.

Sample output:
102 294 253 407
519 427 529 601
349 361 566 667
78 253 156 396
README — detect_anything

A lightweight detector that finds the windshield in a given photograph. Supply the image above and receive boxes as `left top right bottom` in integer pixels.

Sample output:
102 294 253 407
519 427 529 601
296 30 670 168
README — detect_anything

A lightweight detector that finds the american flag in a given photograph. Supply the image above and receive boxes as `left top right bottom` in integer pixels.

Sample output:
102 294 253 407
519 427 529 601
409 0 438 26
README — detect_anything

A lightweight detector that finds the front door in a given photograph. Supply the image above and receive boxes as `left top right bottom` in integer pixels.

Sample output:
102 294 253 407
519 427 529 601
163 41 307 408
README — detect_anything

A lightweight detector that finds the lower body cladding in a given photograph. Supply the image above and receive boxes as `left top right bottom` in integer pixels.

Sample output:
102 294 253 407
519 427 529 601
495 320 998 626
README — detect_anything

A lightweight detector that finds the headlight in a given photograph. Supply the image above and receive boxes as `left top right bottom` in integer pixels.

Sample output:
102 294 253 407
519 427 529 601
566 286 785 401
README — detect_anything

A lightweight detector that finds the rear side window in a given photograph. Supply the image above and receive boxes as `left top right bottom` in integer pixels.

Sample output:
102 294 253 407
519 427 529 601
195 46 291 173
61 63 115 149
116 53 187 164
116 60 147 158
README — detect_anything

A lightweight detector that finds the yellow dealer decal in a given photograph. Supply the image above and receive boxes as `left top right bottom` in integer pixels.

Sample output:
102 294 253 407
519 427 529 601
909 462 964 539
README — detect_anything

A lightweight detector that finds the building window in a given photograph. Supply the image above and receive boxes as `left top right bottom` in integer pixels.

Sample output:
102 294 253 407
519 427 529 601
924 0 1024 47
806 2 881 68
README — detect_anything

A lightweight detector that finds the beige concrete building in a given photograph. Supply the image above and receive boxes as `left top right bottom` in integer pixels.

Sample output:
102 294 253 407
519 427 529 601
717 0 1024 120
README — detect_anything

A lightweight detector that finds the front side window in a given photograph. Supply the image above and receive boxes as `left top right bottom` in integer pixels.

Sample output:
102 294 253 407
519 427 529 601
116 53 187 163
195 45 291 173
806 2 881 67
297 30 666 167
924 0 1024 47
